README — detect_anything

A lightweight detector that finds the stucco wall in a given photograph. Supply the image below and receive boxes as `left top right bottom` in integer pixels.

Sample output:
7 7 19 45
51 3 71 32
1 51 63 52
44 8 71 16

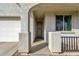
0 3 20 16
30 12 36 43
44 13 55 42
44 12 79 42
0 17 20 42
72 12 79 34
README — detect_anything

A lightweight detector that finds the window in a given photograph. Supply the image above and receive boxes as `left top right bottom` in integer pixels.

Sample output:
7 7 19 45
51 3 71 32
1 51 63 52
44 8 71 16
56 15 72 31
56 16 63 31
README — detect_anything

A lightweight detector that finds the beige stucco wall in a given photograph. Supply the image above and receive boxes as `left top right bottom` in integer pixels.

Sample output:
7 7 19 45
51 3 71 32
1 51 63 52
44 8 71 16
30 12 36 43
44 13 55 42
72 12 79 34
0 3 20 16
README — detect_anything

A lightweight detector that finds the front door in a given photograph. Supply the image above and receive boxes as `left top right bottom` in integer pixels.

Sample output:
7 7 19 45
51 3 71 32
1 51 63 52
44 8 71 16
36 21 43 39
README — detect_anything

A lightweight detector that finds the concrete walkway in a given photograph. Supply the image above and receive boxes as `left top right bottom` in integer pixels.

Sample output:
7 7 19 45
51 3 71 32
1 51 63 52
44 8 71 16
29 40 52 56
18 40 52 56
0 42 18 56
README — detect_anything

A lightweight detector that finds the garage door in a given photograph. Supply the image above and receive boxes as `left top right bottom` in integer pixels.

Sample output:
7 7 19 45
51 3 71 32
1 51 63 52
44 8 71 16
0 17 20 42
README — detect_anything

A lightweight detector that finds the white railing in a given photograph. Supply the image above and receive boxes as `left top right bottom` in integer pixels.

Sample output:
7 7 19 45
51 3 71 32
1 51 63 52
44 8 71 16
49 32 79 53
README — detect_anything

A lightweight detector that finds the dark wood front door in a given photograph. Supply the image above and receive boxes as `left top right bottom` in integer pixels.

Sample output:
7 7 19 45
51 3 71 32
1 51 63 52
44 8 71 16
36 22 43 38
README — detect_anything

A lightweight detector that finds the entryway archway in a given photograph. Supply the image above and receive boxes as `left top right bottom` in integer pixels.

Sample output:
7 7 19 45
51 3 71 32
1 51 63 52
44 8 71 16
29 3 48 44
29 4 48 54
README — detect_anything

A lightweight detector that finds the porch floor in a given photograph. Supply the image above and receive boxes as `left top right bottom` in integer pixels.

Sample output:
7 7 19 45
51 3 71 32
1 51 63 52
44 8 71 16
30 40 52 56
18 40 52 56
17 40 79 56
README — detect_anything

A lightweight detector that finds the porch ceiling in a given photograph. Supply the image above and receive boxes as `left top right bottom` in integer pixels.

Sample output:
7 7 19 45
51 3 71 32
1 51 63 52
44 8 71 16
32 3 79 18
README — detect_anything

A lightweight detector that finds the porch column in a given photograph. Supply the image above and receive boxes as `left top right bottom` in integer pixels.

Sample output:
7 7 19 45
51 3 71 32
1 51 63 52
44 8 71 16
19 8 30 53
18 3 38 53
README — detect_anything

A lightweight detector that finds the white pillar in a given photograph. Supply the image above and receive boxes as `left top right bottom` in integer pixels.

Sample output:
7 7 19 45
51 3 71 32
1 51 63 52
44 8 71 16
19 8 30 53
18 3 36 53
18 3 39 53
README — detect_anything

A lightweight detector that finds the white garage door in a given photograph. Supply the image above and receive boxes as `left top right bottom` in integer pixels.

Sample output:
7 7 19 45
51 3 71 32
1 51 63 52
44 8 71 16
0 17 20 42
